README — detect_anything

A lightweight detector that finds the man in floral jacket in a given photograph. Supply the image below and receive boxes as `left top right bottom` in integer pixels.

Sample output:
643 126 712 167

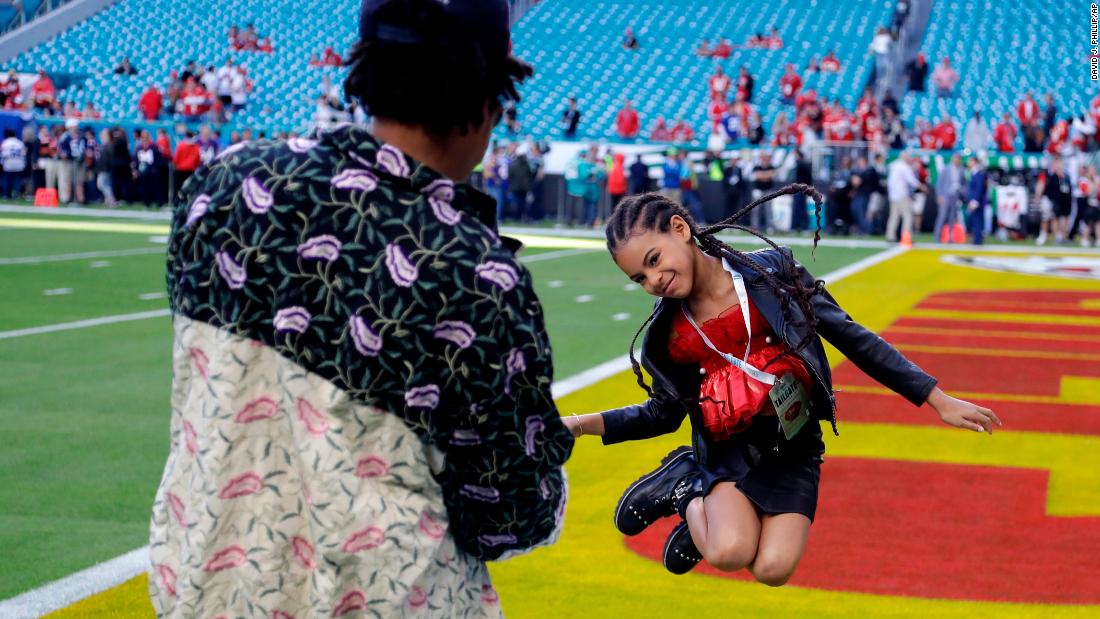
151 1 574 616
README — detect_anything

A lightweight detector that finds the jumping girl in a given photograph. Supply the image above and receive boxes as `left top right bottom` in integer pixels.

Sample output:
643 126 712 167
562 186 1001 581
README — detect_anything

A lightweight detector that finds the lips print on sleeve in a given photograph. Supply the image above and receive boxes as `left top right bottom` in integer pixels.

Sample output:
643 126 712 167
290 536 316 570
217 472 263 499
407 585 428 610
234 396 278 423
332 590 368 617
157 564 177 598
354 455 388 478
166 492 186 527
202 545 247 572
417 510 445 539
341 526 385 553
296 398 329 436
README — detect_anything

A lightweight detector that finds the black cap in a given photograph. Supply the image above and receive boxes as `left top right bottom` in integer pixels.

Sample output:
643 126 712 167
359 0 512 62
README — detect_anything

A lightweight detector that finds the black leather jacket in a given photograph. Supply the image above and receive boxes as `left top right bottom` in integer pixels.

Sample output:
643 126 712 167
599 247 938 465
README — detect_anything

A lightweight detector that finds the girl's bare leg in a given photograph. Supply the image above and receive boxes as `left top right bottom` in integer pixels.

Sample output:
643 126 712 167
683 481 761 572
749 512 812 586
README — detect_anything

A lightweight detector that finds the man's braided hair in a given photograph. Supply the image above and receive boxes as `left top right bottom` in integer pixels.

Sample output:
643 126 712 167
605 183 825 400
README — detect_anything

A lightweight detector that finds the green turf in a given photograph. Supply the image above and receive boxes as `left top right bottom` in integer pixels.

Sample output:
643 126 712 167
0 222 875 600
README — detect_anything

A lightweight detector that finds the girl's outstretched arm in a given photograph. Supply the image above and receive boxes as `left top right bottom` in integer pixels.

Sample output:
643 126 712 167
925 387 1003 434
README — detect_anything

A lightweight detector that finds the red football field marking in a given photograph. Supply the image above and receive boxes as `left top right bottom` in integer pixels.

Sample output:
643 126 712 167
921 290 1100 305
916 299 1100 318
834 390 1100 436
883 329 1100 354
624 458 1100 603
833 351 1100 397
892 316 1100 338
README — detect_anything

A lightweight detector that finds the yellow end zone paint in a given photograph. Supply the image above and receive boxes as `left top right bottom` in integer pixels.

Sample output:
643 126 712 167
0 218 171 235
47 247 1100 618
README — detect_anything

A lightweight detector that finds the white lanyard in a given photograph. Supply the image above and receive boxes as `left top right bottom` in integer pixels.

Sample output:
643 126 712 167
681 258 777 386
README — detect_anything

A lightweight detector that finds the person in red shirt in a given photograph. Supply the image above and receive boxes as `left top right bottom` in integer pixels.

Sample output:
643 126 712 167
1047 118 1069 155
615 100 640 139
935 117 957 150
650 117 672 142
765 27 783 49
696 39 712 57
917 119 938 150
155 128 172 159
779 64 801 105
709 66 731 101
820 50 841 72
736 66 754 102
138 83 164 121
321 46 343 66
994 112 1017 152
855 88 876 123
711 39 732 58
1 69 22 109
1017 91 1039 129
671 118 695 143
30 68 56 114
172 131 201 205
794 87 816 112
179 77 211 121
708 93 729 130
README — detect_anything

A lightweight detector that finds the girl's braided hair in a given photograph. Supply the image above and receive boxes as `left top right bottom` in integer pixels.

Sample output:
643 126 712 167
605 182 825 399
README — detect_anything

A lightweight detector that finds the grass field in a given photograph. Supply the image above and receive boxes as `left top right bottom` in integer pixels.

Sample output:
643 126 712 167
2 207 1098 618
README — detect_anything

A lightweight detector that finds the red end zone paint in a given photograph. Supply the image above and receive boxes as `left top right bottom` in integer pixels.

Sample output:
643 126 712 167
624 458 1100 603
835 391 1100 436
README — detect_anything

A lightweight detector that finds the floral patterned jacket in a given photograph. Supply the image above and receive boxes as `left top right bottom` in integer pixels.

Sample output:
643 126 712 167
151 125 574 618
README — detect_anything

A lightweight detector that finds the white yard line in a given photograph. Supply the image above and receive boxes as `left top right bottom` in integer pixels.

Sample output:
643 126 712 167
0 245 905 617
0 247 164 265
0 310 172 341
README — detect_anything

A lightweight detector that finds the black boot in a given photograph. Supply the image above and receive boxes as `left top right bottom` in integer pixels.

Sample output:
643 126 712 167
662 520 703 574
614 447 705 536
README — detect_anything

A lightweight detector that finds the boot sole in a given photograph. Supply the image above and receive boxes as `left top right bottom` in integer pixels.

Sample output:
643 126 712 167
662 522 702 575
613 446 693 536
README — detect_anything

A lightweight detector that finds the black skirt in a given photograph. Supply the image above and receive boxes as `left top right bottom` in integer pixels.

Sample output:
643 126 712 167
702 413 825 521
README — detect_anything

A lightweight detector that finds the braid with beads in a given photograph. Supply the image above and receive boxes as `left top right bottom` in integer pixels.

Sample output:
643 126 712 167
605 183 825 399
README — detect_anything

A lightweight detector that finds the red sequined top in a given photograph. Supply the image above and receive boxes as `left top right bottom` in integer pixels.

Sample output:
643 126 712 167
668 298 813 441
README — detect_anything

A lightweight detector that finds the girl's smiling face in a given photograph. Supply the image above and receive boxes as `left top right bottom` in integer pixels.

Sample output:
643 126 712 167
612 214 697 299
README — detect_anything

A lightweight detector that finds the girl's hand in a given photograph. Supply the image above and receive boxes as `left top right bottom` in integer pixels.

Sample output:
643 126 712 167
926 387 1002 434
562 415 584 438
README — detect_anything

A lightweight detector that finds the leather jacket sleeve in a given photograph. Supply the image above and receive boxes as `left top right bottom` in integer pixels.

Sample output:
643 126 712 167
796 259 938 407
600 396 689 445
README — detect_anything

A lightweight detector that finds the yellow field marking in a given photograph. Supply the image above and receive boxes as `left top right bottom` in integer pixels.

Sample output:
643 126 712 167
888 325 1100 344
909 308 1100 327
894 343 1100 362
1062 377 1100 404
837 381 1100 407
0 218 170 235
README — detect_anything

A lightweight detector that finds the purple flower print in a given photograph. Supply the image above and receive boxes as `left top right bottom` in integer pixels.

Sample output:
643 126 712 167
405 384 440 409
297 235 342 262
242 176 274 214
432 320 476 349
274 306 311 333
331 168 378 193
215 251 246 289
184 194 211 228
475 261 519 291
385 242 418 287
459 484 501 503
349 316 382 356
376 144 410 177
